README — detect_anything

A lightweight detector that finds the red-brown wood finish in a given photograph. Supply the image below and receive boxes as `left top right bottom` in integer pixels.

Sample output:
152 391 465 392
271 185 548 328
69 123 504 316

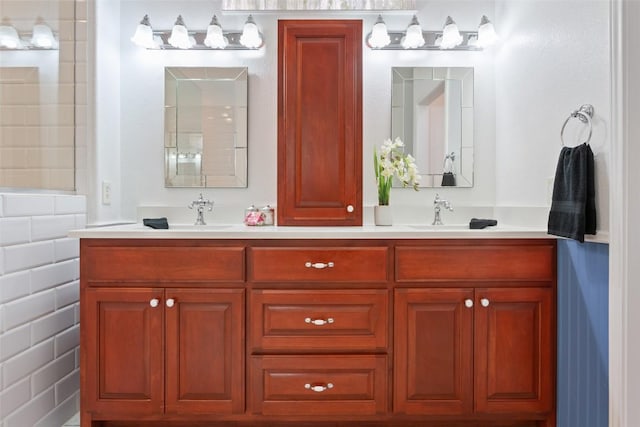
165 288 244 415
277 20 362 225
250 289 388 353
83 288 164 417
474 287 554 414
250 355 387 416
394 288 474 415
80 238 556 427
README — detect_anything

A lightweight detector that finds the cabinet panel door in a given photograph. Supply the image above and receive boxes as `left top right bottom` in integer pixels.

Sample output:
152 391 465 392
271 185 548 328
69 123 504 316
83 288 164 417
474 287 554 414
277 20 362 226
165 288 244 415
394 288 474 415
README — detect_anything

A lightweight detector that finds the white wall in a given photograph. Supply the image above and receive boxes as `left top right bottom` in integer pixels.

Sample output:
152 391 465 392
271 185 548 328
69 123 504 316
95 0 610 236
494 0 610 234
96 0 497 223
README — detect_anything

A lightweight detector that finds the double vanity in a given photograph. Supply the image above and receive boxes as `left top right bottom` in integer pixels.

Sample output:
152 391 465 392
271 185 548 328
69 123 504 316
71 225 557 427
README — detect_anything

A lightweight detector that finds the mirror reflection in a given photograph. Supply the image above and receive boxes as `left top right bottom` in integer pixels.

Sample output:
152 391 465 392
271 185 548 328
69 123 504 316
165 67 248 187
391 67 474 188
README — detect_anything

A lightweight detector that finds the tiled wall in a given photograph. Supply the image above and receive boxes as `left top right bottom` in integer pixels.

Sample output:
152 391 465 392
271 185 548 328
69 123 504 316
0 0 88 192
0 193 86 427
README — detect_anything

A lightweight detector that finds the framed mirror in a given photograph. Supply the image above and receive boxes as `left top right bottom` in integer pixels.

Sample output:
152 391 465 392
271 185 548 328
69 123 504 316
391 67 474 188
165 67 248 187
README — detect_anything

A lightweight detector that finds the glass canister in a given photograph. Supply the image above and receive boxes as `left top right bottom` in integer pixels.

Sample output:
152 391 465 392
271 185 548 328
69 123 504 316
244 205 260 225
261 205 275 225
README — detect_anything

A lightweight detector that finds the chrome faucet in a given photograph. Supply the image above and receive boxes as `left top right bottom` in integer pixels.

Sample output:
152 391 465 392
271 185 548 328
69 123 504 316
188 193 214 225
432 194 453 225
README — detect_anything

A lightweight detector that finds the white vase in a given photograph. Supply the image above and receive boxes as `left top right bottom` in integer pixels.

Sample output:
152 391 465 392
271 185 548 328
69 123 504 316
374 205 392 226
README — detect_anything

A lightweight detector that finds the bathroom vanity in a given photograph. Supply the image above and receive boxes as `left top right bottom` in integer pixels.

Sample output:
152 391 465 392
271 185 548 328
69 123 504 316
74 226 556 427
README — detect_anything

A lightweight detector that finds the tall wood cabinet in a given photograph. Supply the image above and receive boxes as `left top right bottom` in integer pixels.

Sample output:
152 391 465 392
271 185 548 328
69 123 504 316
277 20 362 226
79 238 556 427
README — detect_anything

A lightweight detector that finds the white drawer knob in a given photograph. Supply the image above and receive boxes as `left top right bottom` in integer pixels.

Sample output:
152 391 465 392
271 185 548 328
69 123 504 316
305 317 334 326
305 383 334 392
480 298 490 307
347 205 354 213
149 298 159 308
464 299 474 308
166 298 175 308
304 262 334 269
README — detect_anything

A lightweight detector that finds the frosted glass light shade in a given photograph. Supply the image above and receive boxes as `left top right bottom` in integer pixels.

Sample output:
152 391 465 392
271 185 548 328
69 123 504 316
0 25 22 49
168 15 194 49
440 16 462 49
401 15 424 49
477 15 498 47
31 24 56 48
239 15 262 48
204 15 228 49
131 15 158 48
368 15 390 48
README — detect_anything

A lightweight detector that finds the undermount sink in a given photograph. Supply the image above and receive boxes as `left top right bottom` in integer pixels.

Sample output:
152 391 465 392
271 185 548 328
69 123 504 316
406 224 471 231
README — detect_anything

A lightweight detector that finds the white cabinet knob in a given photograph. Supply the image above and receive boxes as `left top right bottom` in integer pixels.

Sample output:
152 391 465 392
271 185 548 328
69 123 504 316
166 298 175 308
346 205 354 213
464 299 474 308
480 298 490 307
149 298 159 308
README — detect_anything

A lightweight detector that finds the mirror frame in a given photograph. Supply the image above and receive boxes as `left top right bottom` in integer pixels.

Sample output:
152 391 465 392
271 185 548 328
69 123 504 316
164 67 248 188
391 66 474 188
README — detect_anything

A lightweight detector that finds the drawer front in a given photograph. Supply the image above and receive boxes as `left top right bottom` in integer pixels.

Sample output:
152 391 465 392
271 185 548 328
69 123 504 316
250 290 388 352
250 247 388 283
396 242 556 282
250 355 388 416
82 243 245 282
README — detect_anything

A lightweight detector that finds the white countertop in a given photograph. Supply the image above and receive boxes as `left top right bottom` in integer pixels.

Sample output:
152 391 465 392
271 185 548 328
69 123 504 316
68 222 554 240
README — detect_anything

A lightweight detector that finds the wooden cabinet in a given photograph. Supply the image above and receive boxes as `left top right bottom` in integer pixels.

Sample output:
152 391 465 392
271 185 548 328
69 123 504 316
277 20 362 226
80 238 555 427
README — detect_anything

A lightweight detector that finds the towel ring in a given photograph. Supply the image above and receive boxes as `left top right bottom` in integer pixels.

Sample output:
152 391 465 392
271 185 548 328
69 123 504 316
560 104 594 146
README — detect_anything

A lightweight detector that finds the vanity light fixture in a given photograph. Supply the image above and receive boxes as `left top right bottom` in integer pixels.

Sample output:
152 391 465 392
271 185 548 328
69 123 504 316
401 15 425 49
130 13 263 50
204 15 228 49
439 16 463 49
0 24 22 49
367 14 498 51
366 15 391 49
239 15 263 49
30 23 58 48
168 15 195 49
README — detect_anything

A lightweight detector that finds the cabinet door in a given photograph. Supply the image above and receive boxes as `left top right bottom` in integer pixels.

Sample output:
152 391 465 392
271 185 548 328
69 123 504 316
277 20 362 226
83 288 164 417
394 288 474 415
474 287 554 414
165 288 244 415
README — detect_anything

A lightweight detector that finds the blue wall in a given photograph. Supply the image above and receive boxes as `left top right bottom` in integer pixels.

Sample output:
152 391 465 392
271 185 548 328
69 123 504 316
557 240 609 427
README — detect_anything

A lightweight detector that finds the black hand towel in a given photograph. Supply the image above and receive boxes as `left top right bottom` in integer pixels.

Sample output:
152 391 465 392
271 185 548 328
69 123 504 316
547 143 596 242
143 217 169 229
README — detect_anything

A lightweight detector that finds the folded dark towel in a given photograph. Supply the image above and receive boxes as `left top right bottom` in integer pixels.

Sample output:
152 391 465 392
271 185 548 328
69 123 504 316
441 172 456 186
547 143 596 242
143 217 169 229
469 218 498 229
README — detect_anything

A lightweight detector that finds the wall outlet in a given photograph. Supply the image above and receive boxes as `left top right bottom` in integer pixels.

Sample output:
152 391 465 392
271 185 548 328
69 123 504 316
102 181 112 205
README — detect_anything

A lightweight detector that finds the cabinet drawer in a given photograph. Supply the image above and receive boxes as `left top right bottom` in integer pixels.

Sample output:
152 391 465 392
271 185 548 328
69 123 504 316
250 247 388 283
250 355 387 416
250 290 388 352
82 242 245 282
396 242 555 282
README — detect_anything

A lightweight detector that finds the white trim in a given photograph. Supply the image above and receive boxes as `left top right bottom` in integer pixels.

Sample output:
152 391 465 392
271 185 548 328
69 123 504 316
609 0 629 426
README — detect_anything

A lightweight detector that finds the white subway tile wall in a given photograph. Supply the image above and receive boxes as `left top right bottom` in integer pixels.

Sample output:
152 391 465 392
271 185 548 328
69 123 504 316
0 0 87 193
0 193 86 427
